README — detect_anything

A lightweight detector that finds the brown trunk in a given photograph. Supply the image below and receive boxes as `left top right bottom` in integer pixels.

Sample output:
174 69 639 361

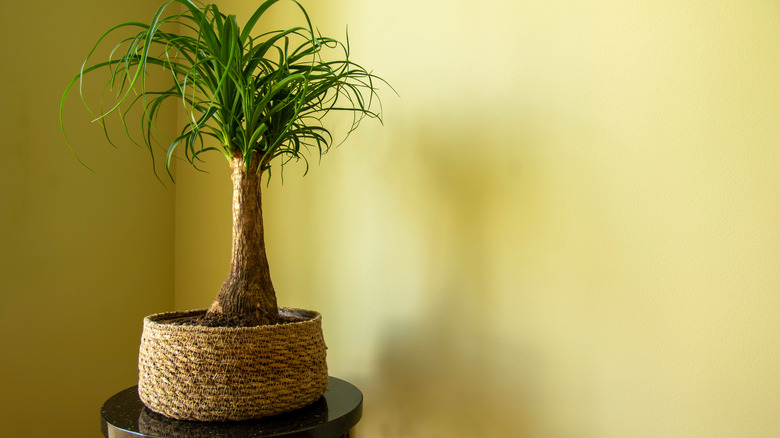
201 152 279 327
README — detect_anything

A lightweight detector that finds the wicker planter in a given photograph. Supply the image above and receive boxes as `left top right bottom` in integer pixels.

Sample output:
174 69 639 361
138 307 328 421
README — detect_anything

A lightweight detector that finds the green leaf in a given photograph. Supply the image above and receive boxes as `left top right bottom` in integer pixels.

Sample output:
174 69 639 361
60 0 392 181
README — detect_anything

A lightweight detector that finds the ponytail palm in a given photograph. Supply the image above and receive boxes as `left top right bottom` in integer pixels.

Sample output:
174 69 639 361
61 0 388 326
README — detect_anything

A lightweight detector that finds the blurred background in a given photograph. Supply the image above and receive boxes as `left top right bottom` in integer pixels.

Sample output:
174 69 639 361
2 0 780 436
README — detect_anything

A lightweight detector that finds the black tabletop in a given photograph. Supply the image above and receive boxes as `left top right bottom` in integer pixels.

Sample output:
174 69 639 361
100 376 363 438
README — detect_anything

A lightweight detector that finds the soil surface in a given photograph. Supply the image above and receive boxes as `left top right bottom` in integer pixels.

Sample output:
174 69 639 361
163 313 303 327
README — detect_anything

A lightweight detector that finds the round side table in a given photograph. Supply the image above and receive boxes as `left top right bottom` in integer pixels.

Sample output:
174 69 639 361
100 376 362 437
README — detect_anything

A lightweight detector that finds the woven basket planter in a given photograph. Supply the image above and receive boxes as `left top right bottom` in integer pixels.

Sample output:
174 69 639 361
138 307 328 421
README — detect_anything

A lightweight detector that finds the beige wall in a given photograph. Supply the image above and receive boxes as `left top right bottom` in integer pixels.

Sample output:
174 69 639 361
175 1 780 437
3 0 780 437
0 0 175 436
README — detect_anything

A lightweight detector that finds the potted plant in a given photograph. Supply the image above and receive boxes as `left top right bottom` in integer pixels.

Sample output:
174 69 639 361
60 0 389 421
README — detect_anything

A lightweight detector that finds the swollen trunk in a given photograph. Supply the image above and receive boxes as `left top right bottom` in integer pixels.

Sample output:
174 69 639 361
202 154 278 326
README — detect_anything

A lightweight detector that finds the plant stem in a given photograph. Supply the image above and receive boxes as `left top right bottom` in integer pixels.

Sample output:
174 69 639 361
202 152 279 326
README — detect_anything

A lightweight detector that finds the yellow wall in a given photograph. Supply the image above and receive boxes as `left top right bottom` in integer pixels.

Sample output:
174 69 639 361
3 0 780 437
0 0 175 436
176 1 780 437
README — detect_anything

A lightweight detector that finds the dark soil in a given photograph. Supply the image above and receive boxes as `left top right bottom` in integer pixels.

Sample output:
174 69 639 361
162 313 303 328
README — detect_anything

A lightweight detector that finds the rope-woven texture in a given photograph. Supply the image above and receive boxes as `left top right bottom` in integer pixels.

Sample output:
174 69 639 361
138 307 328 421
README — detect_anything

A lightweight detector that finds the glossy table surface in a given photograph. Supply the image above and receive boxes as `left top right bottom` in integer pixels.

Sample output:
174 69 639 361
100 377 362 437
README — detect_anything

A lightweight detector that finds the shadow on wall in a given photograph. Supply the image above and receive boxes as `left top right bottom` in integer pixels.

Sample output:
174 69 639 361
363 314 545 437
353 119 557 437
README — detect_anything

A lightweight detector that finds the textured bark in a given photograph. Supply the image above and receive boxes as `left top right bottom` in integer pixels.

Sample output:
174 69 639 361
202 153 279 327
